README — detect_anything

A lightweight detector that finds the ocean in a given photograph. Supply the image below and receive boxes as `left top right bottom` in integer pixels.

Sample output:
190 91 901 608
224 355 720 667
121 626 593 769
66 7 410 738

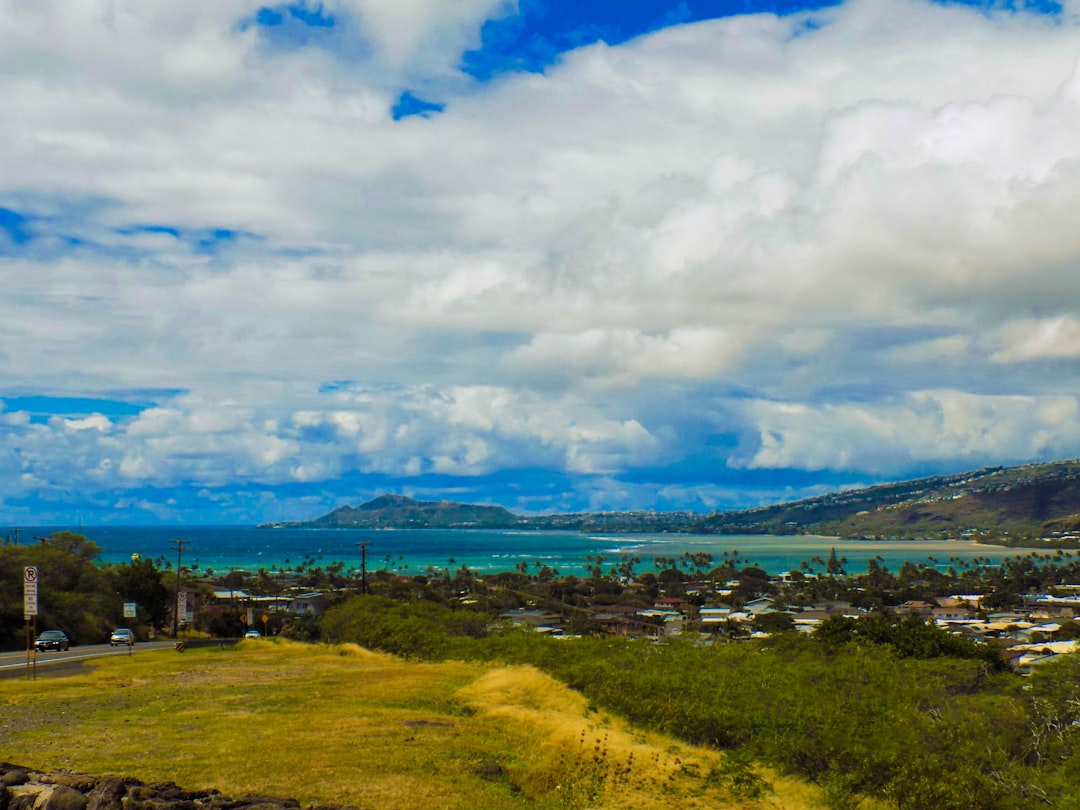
13 525 1050 578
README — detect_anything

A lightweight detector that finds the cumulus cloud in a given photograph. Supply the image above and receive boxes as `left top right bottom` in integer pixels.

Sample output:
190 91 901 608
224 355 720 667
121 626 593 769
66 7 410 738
4 0 1080 520
288 384 663 477
60 415 113 432
735 390 1080 473
507 327 744 386
342 0 514 78
993 316 1080 362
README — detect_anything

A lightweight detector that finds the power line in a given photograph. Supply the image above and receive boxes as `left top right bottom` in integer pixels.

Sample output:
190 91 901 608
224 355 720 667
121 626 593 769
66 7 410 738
356 542 369 595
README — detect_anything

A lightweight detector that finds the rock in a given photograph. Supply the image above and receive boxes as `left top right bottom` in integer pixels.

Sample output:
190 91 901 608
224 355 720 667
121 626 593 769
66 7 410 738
0 768 342 810
43 785 88 810
7 790 41 810
85 776 129 810
44 776 94 793
0 768 31 788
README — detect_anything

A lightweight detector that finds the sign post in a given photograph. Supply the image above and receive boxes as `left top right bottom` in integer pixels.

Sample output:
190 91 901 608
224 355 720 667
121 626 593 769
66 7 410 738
175 591 187 652
123 602 137 655
23 566 38 680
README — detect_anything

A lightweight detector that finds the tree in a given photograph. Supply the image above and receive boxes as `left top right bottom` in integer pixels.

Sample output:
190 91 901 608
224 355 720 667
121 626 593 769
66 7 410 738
825 547 847 577
114 556 170 629
0 532 113 646
753 611 795 634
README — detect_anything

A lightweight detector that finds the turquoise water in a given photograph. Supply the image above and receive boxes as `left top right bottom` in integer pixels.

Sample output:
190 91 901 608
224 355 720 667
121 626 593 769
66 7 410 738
18 525 1059 577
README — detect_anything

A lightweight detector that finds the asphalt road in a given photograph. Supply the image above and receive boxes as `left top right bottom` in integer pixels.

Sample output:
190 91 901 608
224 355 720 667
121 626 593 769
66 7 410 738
0 639 231 680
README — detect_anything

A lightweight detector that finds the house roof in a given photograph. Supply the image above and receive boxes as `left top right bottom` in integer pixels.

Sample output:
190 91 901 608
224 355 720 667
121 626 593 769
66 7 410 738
212 589 249 599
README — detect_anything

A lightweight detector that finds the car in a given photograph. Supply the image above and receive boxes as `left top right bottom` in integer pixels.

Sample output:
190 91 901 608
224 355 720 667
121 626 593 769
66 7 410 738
35 630 70 652
110 628 135 646
243 629 261 638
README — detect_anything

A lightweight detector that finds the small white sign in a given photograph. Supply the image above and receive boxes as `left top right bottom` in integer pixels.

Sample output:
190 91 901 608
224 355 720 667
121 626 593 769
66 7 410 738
124 602 137 618
177 591 187 615
23 566 38 617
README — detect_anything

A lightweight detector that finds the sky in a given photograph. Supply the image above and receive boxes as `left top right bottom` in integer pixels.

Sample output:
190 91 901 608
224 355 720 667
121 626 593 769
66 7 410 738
3 0 1080 526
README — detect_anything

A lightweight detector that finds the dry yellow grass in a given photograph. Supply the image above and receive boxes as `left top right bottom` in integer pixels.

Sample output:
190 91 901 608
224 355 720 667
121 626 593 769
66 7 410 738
0 640 826 810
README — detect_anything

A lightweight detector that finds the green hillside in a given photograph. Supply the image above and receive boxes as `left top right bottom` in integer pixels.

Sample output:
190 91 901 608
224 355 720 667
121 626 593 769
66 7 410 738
273 460 1080 544
705 460 1080 543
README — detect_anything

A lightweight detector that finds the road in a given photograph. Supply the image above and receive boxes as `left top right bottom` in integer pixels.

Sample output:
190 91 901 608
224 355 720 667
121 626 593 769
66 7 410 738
0 639 222 680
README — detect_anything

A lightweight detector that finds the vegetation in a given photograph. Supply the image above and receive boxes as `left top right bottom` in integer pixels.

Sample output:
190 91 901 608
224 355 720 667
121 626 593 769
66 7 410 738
0 640 806 810
8 530 1080 807
0 532 169 651
311 596 1080 809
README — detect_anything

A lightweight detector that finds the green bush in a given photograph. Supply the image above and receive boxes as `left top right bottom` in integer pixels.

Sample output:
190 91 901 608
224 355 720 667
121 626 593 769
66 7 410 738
318 596 1070 808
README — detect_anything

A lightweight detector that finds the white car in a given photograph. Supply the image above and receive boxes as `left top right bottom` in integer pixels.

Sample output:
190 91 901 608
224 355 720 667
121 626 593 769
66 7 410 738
244 629 261 638
110 628 135 646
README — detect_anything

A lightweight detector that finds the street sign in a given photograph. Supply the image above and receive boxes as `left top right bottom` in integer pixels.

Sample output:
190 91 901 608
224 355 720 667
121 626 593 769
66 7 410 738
124 602 137 618
23 566 38 617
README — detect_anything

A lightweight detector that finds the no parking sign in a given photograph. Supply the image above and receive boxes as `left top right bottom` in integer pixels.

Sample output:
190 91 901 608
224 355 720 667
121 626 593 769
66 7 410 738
23 567 38 617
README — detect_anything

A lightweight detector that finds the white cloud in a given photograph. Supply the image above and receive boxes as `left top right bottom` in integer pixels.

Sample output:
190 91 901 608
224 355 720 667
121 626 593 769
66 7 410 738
735 390 1080 472
61 415 112 432
993 316 1080 362
507 327 745 385
342 0 514 78
4 0 1080 519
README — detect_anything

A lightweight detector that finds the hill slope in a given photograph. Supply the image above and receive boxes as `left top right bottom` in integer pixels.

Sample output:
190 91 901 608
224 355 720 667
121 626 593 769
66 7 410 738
702 460 1080 542
273 459 1080 543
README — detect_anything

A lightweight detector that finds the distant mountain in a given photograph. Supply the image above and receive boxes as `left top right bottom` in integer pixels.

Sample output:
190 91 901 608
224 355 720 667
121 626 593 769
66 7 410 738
291 494 519 529
264 460 1080 545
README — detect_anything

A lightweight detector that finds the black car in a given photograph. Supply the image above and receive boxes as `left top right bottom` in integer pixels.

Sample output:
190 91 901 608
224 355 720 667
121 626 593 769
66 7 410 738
35 630 70 652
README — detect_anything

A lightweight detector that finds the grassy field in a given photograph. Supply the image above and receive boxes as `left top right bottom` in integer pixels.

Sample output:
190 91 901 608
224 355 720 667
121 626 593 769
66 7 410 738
0 639 826 810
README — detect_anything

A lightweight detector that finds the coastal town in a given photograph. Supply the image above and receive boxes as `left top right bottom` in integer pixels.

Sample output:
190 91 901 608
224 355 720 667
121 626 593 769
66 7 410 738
177 548 1080 676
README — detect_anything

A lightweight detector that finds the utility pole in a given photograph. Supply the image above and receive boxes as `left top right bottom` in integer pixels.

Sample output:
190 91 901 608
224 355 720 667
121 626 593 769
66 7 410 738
171 539 188 637
356 542 369 595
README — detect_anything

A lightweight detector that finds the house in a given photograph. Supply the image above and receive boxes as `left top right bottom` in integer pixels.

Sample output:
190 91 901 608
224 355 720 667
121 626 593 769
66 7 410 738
743 596 775 615
288 592 329 616
592 609 656 638
930 605 975 622
896 600 934 617
1010 622 1062 643
699 606 733 625
939 595 982 609
1025 594 1080 619
654 597 689 612
638 608 684 636
1009 641 1079 674
792 616 824 633
211 589 250 602
250 594 292 613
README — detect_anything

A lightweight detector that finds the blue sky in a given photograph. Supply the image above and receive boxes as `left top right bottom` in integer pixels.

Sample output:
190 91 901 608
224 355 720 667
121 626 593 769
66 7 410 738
2 0 1080 525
